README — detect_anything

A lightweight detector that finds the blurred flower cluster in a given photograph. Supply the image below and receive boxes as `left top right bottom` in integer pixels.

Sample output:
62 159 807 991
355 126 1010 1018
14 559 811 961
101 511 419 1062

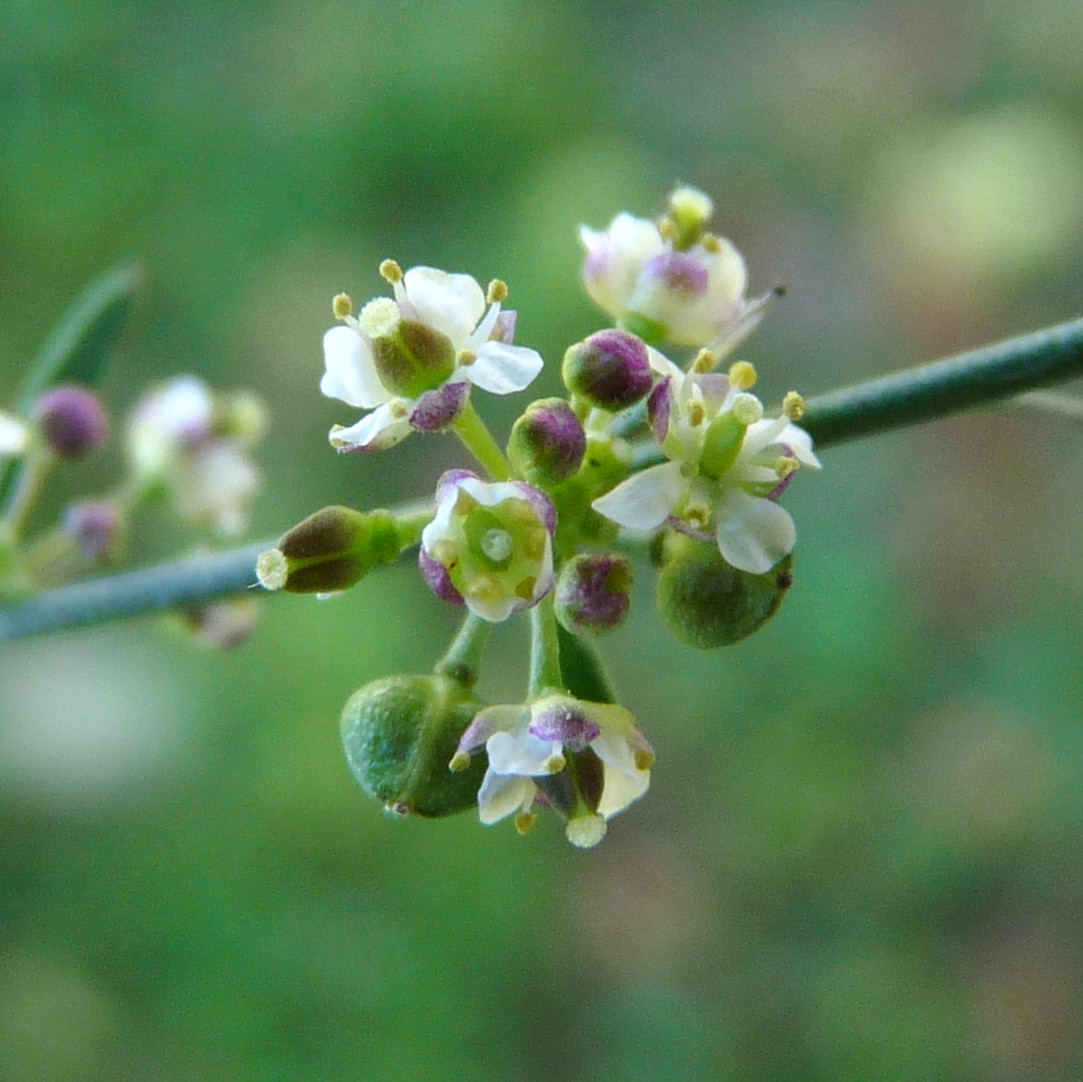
261 187 820 847
1 360 266 646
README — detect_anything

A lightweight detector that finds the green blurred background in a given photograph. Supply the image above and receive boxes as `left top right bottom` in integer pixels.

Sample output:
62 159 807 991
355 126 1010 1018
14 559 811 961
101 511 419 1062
3 1 1083 1078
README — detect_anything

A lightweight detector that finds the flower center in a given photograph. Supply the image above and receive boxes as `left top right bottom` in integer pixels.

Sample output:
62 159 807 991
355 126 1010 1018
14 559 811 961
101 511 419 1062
481 527 513 563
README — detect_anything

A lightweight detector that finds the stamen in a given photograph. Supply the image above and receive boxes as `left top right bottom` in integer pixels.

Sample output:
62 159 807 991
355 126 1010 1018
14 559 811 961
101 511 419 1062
692 348 718 373
688 401 707 427
729 360 758 390
389 400 409 420
515 812 538 835
465 575 503 605
332 293 353 320
544 753 566 774
379 259 403 283
633 749 656 771
657 216 678 241
448 751 471 773
457 349 477 367
775 455 799 479
701 232 721 253
486 278 508 304
686 502 711 530
783 390 806 421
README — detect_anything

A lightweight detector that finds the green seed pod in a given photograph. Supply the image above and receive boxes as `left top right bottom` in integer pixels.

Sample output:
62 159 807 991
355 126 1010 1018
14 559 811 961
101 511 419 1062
656 532 793 649
340 674 488 818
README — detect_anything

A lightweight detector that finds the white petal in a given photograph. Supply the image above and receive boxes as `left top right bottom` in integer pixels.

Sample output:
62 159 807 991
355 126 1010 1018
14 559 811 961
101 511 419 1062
596 762 650 819
464 342 543 395
0 411 28 455
592 461 686 531
321 327 388 409
486 726 558 776
777 423 821 468
328 402 412 451
477 770 534 824
645 345 682 379
402 267 485 346
714 489 796 574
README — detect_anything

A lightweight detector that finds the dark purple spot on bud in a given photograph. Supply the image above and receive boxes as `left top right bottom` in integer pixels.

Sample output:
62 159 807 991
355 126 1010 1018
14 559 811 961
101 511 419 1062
419 546 464 606
643 251 708 298
529 701 600 750
507 399 585 486
563 329 654 411
64 499 122 559
410 380 470 432
35 385 109 459
555 553 633 634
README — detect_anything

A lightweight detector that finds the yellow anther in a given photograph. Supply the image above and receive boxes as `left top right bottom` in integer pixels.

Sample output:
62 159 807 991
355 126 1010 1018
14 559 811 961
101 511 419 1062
457 349 477 367
729 360 758 391
452 490 479 516
657 216 678 241
431 539 459 568
775 455 800 479
686 502 711 530
379 259 403 283
692 348 718 373
486 278 508 304
332 292 353 320
448 751 471 773
634 749 656 771
783 390 806 421
505 498 537 525
669 185 713 223
465 575 504 605
515 812 538 835
701 232 721 253
522 526 549 562
389 400 409 420
544 753 566 774
688 401 707 427
514 577 536 601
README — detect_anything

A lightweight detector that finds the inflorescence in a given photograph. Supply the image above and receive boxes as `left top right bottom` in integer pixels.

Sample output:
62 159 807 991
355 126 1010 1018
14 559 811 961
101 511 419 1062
258 186 821 848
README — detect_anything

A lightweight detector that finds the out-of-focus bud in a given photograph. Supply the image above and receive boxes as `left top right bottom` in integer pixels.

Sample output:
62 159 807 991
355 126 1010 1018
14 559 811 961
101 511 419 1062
34 385 109 460
340 674 488 817
64 499 125 560
507 398 585 487
554 552 634 635
179 598 259 649
655 531 793 649
256 505 403 594
562 329 654 411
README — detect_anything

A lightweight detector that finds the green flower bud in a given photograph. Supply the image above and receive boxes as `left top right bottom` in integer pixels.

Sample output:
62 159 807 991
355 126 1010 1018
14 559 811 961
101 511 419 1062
656 532 793 649
256 505 404 593
507 398 586 487
340 674 488 817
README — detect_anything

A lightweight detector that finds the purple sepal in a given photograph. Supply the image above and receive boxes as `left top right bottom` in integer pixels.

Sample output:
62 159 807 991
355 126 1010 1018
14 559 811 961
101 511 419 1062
642 251 708 298
511 482 557 536
647 378 672 443
491 310 518 344
410 380 470 432
418 547 464 605
529 701 600 750
434 468 480 505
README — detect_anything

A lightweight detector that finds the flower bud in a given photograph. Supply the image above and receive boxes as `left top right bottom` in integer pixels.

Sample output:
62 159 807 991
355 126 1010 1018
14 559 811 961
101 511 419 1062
340 674 488 817
655 531 793 649
257 505 403 594
64 499 125 560
554 553 633 635
507 398 586 487
178 598 259 649
34 385 109 460
562 330 653 411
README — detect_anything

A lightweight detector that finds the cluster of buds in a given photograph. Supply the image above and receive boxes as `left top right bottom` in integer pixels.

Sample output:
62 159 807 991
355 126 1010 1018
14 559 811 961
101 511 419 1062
1 371 266 647
262 186 820 847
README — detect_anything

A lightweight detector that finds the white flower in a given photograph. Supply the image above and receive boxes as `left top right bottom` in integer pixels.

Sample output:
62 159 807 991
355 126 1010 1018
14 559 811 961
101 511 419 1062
580 189 777 350
592 359 820 575
127 376 264 536
450 692 655 847
419 470 556 623
0 410 29 459
321 265 543 452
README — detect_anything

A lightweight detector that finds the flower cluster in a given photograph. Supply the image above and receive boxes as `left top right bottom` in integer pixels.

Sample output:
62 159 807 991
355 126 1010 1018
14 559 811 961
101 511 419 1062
266 185 821 847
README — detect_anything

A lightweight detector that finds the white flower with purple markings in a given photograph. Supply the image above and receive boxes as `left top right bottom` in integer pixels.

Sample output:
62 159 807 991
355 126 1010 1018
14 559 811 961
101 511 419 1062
321 263 543 452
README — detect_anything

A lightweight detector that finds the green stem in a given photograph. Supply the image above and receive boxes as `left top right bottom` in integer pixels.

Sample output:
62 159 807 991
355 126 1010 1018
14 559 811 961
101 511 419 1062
800 315 1083 449
2 452 53 539
451 400 512 480
528 594 563 699
433 612 491 689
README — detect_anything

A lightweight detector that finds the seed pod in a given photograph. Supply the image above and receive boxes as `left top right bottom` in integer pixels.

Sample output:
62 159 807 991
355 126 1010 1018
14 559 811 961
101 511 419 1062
340 674 488 818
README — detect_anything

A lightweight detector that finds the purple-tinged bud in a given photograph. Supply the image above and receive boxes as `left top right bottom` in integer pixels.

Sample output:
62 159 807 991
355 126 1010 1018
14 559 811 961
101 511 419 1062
180 598 259 649
35 385 109 459
562 330 653 411
507 398 586 487
64 499 124 560
555 553 634 635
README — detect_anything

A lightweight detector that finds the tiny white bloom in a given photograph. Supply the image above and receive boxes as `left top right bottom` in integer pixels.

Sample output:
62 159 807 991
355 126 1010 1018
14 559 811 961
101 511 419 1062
322 265 543 452
593 363 820 574
450 693 655 845
0 410 29 459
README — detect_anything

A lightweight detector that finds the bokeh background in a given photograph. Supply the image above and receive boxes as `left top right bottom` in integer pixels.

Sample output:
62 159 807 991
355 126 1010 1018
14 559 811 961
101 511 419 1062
3 1 1083 1078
